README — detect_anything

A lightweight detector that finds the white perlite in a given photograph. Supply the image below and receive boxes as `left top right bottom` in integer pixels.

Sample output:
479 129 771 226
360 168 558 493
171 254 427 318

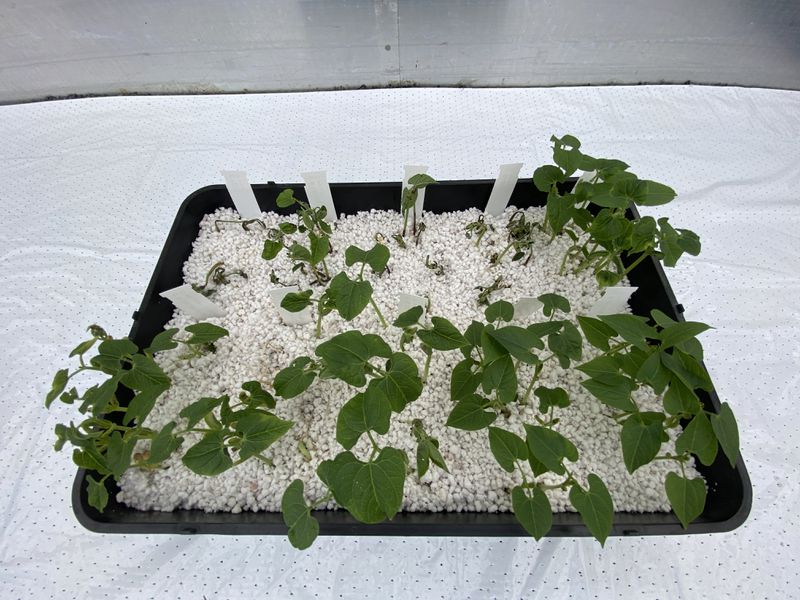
118 206 699 515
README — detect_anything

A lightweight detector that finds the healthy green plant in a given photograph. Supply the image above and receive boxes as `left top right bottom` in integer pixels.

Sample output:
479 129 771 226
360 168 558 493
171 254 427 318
576 309 739 527
45 322 230 511
280 242 391 337
275 328 425 548
532 135 701 286
191 261 247 297
399 174 436 244
262 188 334 285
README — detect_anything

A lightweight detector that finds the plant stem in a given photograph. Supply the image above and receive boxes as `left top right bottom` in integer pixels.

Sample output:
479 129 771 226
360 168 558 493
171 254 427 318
315 308 324 339
310 491 334 509
369 297 388 328
623 251 651 276
422 351 432 383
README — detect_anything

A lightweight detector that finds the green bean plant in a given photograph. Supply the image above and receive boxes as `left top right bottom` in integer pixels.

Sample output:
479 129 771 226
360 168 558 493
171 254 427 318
532 135 701 286
280 242 391 338
261 189 334 285
399 174 436 244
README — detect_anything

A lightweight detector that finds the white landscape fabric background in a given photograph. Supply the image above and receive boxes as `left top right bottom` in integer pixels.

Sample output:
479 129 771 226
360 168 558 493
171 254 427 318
0 87 798 599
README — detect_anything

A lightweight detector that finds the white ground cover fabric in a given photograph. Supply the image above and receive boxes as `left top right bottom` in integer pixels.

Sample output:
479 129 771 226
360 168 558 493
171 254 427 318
0 86 798 598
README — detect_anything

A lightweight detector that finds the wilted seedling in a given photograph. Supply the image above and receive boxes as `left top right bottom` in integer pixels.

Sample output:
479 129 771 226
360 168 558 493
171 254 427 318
425 255 445 276
192 261 247 297
475 276 510 306
214 218 266 232
465 214 494 246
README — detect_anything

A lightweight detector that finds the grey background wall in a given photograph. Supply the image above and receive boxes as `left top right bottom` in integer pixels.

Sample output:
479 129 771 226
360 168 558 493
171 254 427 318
1 0 798 104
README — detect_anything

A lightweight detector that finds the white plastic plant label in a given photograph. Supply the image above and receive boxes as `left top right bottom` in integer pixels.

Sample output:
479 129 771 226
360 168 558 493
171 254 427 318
587 286 638 316
268 286 314 325
484 163 524 216
398 292 428 315
300 171 337 222
160 284 226 319
221 170 262 220
514 296 544 320
403 165 429 215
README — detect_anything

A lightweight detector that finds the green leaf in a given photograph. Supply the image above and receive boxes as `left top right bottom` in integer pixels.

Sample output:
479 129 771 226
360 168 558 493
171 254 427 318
336 390 391 449
182 430 233 476
663 378 703 415
658 321 712 349
450 359 481 401
676 412 718 466
370 352 423 412
278 222 298 234
308 232 330 265
145 328 179 354
315 330 392 387
534 386 570 414
537 293 571 317
236 412 294 460
408 173 436 187
488 427 527 472
545 188 573 234
480 325 509 363
276 189 297 208
416 438 448 478
487 326 542 364
710 402 739 468
524 424 578 475
512 486 552 540
274 359 317 398
146 422 184 464
581 374 637 412
86 475 109 512
288 243 312 263
485 300 514 323
635 180 676 206
665 472 706 528
621 412 665 474
279 290 312 313
569 474 614 545
241 381 276 409
635 351 669 394
417 317 468 351
105 431 136 478
69 338 97 358
526 321 564 338
185 322 229 346
281 479 320 550
120 354 171 393
179 396 224 428
345 243 390 273
464 320 485 347
262 239 283 260
481 355 518 404
446 395 497 431
319 448 406 524
660 350 712 392
46 368 69 408
576 355 620 378
597 314 656 350
327 272 373 321
97 338 138 358
124 385 164 425
547 322 583 367
533 164 565 192
393 306 423 328
73 447 108 473
677 228 701 256
577 316 616 351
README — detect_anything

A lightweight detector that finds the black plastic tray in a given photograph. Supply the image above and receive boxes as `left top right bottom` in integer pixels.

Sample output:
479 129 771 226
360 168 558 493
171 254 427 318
73 179 752 537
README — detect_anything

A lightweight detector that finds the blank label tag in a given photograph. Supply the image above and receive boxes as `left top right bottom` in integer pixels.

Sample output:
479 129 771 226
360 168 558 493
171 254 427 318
514 296 544 320
268 287 313 325
398 292 428 315
221 171 262 220
587 287 638 316
403 165 429 216
485 163 523 216
160 284 226 319
300 171 337 222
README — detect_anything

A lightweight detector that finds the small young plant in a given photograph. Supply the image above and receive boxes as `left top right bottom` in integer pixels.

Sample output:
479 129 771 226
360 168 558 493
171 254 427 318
274 329 425 548
178 381 293 475
262 189 333 285
412 419 449 478
465 214 494 246
425 255 445 276
280 243 391 338
400 174 436 243
149 322 230 361
191 261 247 297
576 309 740 528
45 322 229 512
532 135 700 286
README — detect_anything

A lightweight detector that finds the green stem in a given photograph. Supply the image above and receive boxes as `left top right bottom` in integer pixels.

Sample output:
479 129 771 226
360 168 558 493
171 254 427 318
494 242 514 263
514 459 529 486
310 491 334 509
623 251 651 276
315 306 324 339
521 363 544 405
422 351 432 383
366 430 381 459
369 297 388 328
